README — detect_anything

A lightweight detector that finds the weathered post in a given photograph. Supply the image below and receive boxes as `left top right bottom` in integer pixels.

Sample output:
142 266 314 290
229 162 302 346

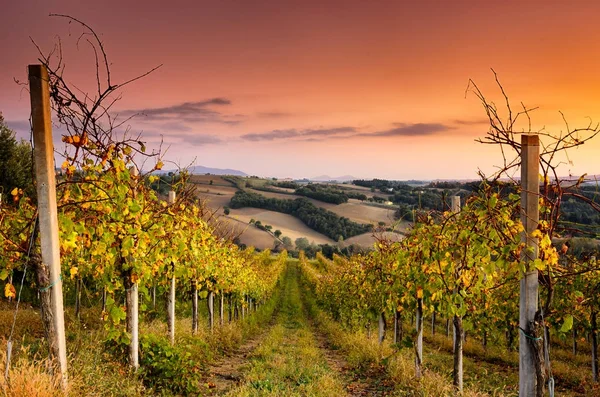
29 64 68 387
415 296 423 379
208 291 214 331
219 293 224 326
519 135 540 396
378 312 386 344
192 281 198 335
167 190 176 345
451 195 463 391
126 166 140 369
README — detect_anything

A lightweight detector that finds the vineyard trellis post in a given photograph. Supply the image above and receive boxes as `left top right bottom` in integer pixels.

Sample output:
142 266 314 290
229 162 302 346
451 195 463 391
126 165 140 370
167 190 176 345
519 134 540 396
28 64 69 388
208 291 214 331
220 293 224 326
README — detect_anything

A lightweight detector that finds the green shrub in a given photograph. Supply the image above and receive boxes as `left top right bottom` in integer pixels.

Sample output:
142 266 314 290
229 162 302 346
139 334 201 394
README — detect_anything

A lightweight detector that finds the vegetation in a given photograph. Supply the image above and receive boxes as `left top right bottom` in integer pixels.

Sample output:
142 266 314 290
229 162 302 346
229 190 371 240
0 115 34 199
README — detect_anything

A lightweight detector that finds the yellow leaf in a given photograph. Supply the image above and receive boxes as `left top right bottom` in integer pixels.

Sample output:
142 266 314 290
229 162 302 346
70 267 78 279
10 188 18 196
416 287 423 299
531 229 543 239
156 161 164 170
4 283 16 299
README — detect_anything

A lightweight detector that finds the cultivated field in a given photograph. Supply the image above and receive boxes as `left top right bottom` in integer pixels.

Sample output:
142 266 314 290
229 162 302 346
248 189 397 226
227 208 334 246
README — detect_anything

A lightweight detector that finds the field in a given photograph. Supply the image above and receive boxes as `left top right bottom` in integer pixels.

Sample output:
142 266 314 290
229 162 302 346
247 189 397 226
189 175 238 210
186 177 404 250
227 208 334 245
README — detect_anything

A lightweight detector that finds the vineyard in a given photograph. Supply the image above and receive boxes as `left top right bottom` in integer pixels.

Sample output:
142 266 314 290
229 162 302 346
2 17 600 397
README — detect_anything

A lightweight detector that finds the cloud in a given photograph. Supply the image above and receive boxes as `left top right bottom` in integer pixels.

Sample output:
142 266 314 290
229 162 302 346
5 119 31 133
358 123 453 137
120 98 243 125
452 118 489 126
256 111 293 118
140 129 223 147
241 126 356 141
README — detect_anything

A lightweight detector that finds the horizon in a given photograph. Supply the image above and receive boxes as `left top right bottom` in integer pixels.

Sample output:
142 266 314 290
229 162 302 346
2 1 600 180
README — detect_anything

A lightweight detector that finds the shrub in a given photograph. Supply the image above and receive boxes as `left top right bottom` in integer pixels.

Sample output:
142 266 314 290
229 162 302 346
139 334 202 394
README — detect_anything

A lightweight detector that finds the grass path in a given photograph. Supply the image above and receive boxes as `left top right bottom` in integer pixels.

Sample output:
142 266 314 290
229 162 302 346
222 264 349 397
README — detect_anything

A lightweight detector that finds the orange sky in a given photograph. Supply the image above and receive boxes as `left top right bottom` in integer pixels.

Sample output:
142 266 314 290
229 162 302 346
2 0 600 179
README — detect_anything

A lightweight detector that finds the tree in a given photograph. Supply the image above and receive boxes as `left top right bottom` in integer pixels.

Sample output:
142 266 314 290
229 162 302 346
281 236 293 251
223 206 230 215
274 229 282 239
0 114 34 199
295 237 310 251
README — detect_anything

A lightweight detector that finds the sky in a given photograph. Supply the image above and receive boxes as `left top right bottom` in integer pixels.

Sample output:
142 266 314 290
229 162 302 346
2 0 600 180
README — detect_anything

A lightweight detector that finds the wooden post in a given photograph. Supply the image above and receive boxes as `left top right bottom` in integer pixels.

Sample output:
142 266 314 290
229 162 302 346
592 309 598 382
431 312 435 336
102 287 107 312
451 195 463 391
453 315 464 391
152 284 156 309
126 166 140 369
520 134 540 396
75 278 82 321
208 291 214 331
167 191 176 345
192 281 198 335
378 312 386 344
29 64 68 387
220 293 224 326
415 297 423 379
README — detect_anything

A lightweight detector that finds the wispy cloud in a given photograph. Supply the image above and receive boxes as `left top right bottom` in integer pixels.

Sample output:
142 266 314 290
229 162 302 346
452 118 489 126
357 123 453 137
120 98 243 125
241 126 356 141
140 129 223 147
256 111 294 118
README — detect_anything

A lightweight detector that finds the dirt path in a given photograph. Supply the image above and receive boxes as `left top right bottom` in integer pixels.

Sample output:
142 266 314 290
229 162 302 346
312 330 393 397
202 328 273 395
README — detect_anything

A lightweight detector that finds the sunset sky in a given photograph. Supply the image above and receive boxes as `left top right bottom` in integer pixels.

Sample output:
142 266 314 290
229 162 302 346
2 0 600 180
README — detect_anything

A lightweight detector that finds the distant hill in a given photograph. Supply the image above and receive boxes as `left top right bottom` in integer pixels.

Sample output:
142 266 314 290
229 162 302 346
158 165 248 176
310 175 356 182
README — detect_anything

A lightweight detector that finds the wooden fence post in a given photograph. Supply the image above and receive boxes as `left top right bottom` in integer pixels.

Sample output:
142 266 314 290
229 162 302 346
192 281 198 335
208 291 214 331
126 166 140 369
167 190 176 345
29 64 68 388
450 195 463 391
519 135 540 396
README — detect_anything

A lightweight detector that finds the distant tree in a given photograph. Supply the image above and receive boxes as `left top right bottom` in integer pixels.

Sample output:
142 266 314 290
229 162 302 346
274 229 282 239
223 206 230 215
265 224 273 232
0 114 34 200
249 218 255 225
281 236 294 251
209 179 213 185
295 237 310 251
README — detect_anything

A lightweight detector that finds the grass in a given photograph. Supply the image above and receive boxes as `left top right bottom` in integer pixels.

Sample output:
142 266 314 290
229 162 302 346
225 264 347 396
0 280 282 396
